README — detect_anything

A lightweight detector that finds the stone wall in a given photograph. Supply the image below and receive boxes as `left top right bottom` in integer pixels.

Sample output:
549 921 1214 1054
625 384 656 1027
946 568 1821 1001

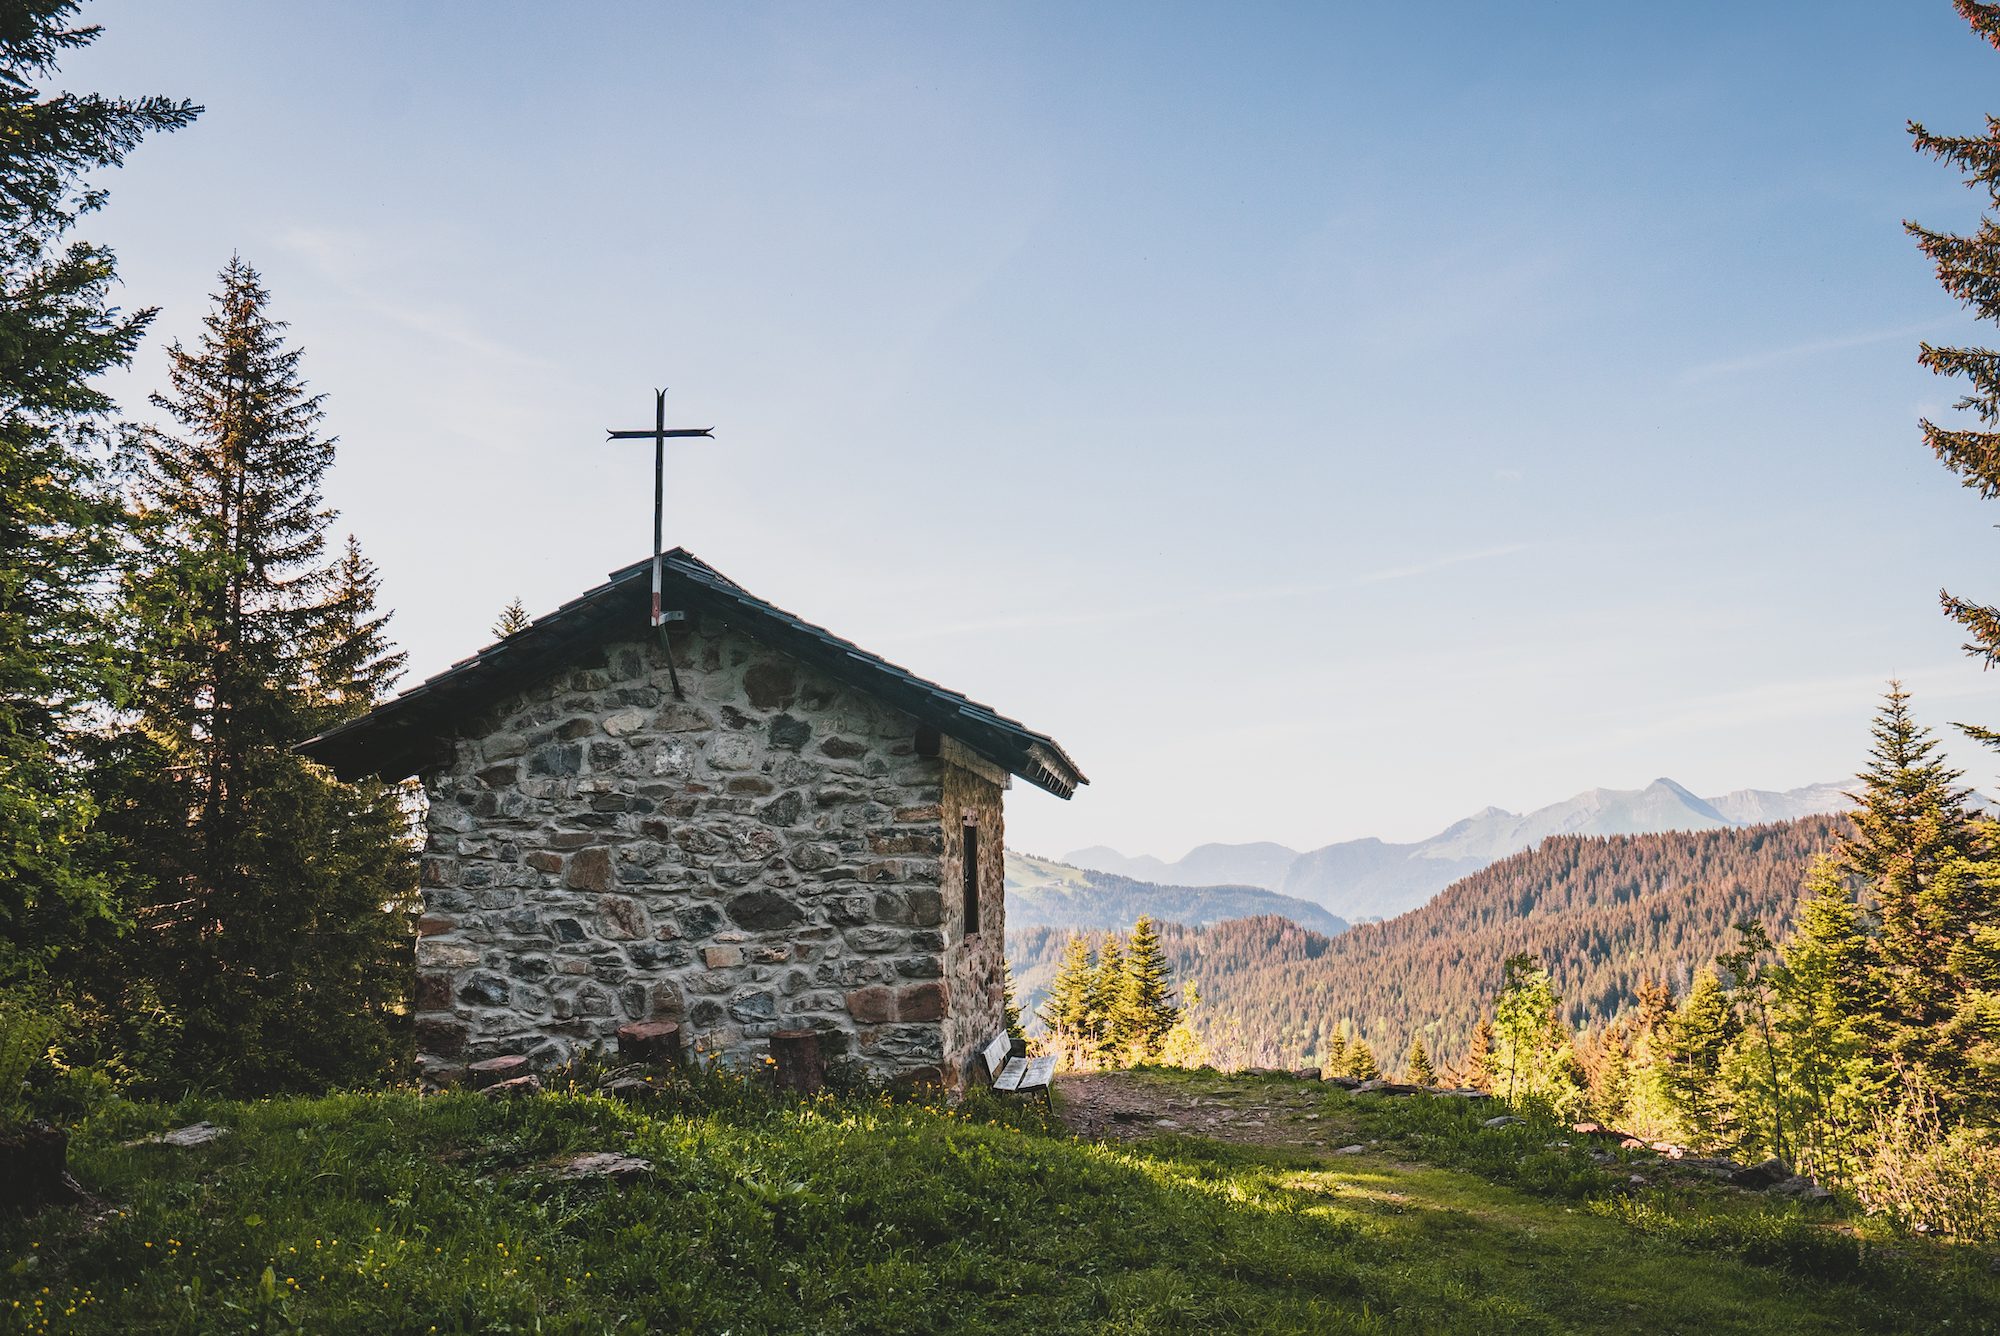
940 756 1007 1088
411 616 998 1088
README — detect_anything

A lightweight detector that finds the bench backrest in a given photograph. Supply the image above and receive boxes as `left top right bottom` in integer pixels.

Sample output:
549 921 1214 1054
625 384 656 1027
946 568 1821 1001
982 1032 1012 1083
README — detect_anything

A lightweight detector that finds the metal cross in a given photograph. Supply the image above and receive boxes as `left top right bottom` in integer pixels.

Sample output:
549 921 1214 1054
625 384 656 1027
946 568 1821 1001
605 388 716 628
605 388 716 698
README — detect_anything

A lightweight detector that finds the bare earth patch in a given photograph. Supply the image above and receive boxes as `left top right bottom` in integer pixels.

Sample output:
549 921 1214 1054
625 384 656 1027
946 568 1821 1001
1054 1069 1354 1151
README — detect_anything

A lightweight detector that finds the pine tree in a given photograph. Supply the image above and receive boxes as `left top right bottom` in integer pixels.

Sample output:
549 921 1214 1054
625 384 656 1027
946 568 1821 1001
1346 1039 1378 1081
1594 1032 1634 1126
492 596 530 638
1842 685 1987 1103
1717 919 1789 1163
0 4 196 980
1406 1034 1435 1086
1909 5 2000 700
1118 916 1180 1060
1002 962 1024 1043
1322 1026 1349 1079
303 536 407 732
1091 936 1127 1062
96 259 413 1092
1038 934 1096 1066
1461 1017 1495 1092
1766 859 1881 1179
1656 966 1741 1149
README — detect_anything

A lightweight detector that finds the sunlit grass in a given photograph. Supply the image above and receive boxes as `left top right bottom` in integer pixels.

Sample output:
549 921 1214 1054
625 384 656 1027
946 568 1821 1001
2 1071 1994 1333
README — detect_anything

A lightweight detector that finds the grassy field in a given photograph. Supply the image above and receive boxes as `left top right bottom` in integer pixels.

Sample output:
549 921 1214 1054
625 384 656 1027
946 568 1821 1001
3 1069 1995 1334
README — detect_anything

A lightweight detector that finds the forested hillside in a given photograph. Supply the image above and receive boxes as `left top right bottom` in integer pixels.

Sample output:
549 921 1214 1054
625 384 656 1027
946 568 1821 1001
1006 851 1345 935
1087 816 1843 1070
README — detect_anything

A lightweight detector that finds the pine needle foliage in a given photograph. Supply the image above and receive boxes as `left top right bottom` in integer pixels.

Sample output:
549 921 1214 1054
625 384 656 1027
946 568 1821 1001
0 2 196 980
92 259 415 1094
1909 2 2000 700
492 596 530 638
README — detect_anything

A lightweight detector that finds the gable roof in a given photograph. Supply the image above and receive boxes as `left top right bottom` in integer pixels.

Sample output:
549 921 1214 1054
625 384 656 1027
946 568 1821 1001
297 548 1086 799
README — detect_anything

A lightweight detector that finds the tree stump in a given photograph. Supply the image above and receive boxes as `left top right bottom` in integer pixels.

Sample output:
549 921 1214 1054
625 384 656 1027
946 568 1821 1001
0 1124 77 1212
769 1029 825 1095
467 1055 529 1089
616 1020 682 1067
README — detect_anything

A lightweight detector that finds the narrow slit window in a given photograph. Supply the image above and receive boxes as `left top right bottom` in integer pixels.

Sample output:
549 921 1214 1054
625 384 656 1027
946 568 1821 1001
962 819 981 936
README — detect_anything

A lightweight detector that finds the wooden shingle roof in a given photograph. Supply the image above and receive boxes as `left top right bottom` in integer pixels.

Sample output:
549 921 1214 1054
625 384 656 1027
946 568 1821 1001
297 549 1086 799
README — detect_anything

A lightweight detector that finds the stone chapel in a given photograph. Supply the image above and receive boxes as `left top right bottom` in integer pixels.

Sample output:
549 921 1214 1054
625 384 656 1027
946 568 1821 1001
300 548 1085 1091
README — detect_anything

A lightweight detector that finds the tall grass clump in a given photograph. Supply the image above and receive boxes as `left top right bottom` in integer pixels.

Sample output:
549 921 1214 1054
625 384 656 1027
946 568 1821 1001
1853 1083 2000 1242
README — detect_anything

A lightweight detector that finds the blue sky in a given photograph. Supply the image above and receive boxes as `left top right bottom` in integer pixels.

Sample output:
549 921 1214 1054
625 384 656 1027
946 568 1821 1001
63 1 2000 857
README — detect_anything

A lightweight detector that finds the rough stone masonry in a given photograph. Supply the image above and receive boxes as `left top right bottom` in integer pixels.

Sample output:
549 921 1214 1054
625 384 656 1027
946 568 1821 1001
410 619 1010 1090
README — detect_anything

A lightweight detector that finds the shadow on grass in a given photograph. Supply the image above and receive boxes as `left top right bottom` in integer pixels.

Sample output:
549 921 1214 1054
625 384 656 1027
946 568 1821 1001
1 1089 1995 1335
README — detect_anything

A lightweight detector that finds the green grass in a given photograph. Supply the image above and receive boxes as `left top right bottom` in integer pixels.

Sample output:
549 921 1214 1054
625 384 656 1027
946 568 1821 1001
3 1071 1997 1334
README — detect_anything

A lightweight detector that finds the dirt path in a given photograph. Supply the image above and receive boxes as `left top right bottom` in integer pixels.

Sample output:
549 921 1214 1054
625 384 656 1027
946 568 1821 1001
1053 1069 1358 1151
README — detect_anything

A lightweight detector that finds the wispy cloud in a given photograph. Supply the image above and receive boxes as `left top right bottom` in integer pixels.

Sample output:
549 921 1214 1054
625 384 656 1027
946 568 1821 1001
1679 321 1938 385
879 542 1540 643
1351 542 1538 587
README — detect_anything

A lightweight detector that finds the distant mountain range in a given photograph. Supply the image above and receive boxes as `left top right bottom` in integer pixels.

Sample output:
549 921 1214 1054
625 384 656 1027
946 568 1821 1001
1004 851 1348 937
1066 778 1860 921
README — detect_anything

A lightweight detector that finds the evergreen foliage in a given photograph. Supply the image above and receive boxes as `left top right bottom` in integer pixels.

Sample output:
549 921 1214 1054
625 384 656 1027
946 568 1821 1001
1461 1018 1494 1092
1025 921 1195 1070
492 596 530 638
1909 4 2000 696
1006 819 1841 1072
1115 915 1180 1058
91 259 414 1093
1655 967 1741 1148
1406 1034 1435 1086
0 2 196 980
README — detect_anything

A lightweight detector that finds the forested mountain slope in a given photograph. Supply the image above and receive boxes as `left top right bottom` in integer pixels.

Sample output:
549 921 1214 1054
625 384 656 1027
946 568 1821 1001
1121 815 1844 1071
1005 852 1346 935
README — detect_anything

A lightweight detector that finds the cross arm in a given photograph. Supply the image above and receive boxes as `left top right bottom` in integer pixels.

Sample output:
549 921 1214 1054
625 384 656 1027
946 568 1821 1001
606 428 716 440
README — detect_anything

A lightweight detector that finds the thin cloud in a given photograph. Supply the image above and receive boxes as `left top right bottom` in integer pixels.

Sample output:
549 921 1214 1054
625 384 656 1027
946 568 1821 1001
880 542 1540 643
1350 542 1538 587
1679 321 1937 384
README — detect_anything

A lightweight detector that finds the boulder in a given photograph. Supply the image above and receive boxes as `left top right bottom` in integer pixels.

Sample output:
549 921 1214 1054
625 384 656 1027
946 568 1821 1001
467 1055 530 1089
553 1151 652 1184
1352 1078 1424 1096
482 1074 543 1099
1769 1174 1834 1202
1729 1156 1792 1190
1323 1076 1363 1090
1482 1115 1524 1129
156 1120 230 1152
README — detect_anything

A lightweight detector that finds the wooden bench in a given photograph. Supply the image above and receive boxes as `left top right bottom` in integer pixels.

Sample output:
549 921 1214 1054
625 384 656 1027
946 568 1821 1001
982 1032 1055 1100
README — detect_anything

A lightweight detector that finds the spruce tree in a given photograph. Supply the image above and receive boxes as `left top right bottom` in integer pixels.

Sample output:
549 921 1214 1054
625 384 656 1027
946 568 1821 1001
1002 962 1024 1043
0 3 196 980
1461 1018 1495 1092
492 596 531 638
1346 1039 1378 1081
1406 1035 1435 1086
1091 936 1127 1063
1118 916 1179 1060
1717 920 1789 1163
97 258 413 1092
1768 860 1880 1179
1656 967 1741 1149
1842 685 1987 1097
1322 1027 1349 1080
1038 934 1096 1065
1594 1033 1634 1126
1910 4 2000 699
